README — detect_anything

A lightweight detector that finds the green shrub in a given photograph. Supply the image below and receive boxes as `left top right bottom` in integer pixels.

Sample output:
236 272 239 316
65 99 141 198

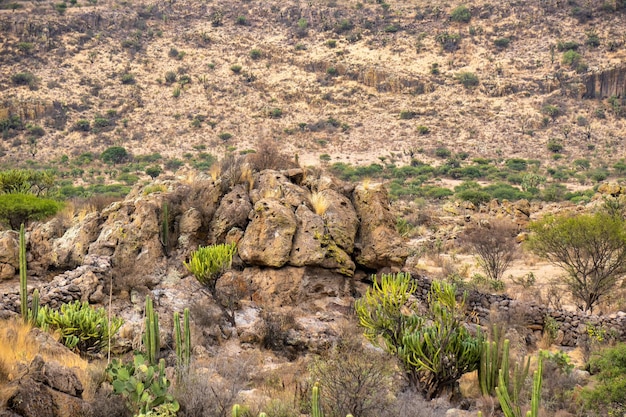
230 64 242 74
11 72 35 86
101 146 129 164
435 147 452 158
93 116 110 128
164 71 177 84
184 243 237 293
355 275 483 399
542 105 561 119
399 110 416 120
0 193 61 229
557 40 579 51
326 66 338 76
586 31 600 47
121 73 135 84
268 108 283 118
562 50 582 67
450 5 471 23
53 2 66 14
580 343 626 416
326 39 337 48
455 71 479 88
73 119 91 132
456 189 491 205
417 125 430 134
494 37 510 48
218 132 232 141
435 32 461 51
505 158 527 171
236 15 247 25
249 48 262 60
36 301 123 354
547 140 563 153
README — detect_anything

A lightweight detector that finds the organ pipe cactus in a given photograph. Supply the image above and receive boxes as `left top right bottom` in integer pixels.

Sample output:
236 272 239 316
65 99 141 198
143 295 160 365
19 223 27 323
311 382 323 417
174 308 191 375
479 326 509 396
495 353 531 417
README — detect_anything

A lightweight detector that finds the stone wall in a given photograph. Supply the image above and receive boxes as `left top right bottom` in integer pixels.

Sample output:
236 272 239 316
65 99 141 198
411 273 626 347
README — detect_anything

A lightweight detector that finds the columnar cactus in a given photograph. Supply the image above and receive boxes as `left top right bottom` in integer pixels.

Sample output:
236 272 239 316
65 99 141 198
19 223 27 323
143 295 160 365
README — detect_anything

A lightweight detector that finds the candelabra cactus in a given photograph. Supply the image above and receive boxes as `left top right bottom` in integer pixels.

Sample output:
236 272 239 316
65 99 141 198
19 223 28 323
174 308 191 374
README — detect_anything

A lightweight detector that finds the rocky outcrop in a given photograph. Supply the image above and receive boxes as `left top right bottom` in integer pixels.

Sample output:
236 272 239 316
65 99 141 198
209 185 252 243
353 183 410 269
583 64 626 99
239 199 297 267
3 351 86 417
51 213 102 270
0 230 18 280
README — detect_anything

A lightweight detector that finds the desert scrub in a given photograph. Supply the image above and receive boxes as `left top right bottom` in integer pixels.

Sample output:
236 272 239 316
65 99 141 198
450 5 471 22
455 71 479 88
36 301 123 354
184 243 237 292
580 343 626 416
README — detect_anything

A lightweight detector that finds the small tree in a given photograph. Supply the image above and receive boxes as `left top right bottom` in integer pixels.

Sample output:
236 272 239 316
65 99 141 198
462 219 518 282
527 212 626 312
355 273 483 399
0 193 61 229
101 146 129 164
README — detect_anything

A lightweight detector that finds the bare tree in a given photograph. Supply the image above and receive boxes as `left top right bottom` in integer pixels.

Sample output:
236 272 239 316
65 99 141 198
461 219 518 282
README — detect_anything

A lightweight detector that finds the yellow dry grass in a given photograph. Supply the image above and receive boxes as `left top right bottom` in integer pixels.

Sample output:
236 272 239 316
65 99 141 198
310 191 330 216
0 319 98 400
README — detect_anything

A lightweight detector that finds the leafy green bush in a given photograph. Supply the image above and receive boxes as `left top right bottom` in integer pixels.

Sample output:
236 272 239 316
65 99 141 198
101 146 129 164
184 243 237 293
249 48 262 60
0 193 61 229
547 140 563 153
11 72 35 86
36 300 123 354
456 189 491 205
435 147 452 158
562 50 582 67
450 5 471 22
494 37 510 48
455 71 479 88
121 73 135 84
580 343 626 416
107 354 179 416
557 40 579 51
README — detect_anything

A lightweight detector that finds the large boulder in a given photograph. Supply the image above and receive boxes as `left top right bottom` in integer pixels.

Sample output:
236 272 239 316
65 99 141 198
352 183 409 269
28 218 65 274
0 230 18 280
51 212 102 270
209 185 252 243
88 197 164 279
320 189 359 254
239 199 297 267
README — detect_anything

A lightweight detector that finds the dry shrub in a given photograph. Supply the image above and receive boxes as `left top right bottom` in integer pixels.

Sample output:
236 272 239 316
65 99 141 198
309 192 330 215
460 218 518 282
176 354 258 417
246 139 297 172
309 332 399 417
261 310 297 358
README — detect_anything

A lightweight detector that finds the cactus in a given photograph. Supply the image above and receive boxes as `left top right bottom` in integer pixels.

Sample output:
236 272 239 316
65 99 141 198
29 288 40 325
174 308 191 374
143 296 160 365
529 354 543 417
160 201 169 254
495 354 531 417
259 413 267 417
312 382 323 417
232 404 241 417
19 223 28 324
479 325 509 396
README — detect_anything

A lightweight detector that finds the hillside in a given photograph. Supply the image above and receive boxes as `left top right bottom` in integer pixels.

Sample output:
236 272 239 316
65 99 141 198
2 0 626 174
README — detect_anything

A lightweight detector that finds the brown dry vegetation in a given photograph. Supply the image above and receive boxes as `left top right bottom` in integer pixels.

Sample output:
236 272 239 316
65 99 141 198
1 0 626 171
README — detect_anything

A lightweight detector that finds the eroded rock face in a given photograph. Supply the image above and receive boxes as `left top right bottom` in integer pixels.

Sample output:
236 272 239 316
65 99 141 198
89 197 164 278
352 183 409 269
52 212 102 270
239 199 297 267
321 188 359 254
210 185 253 243
0 230 18 280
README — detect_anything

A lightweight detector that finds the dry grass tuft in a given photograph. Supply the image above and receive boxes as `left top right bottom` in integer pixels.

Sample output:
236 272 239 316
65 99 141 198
0 319 95 399
310 192 330 216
